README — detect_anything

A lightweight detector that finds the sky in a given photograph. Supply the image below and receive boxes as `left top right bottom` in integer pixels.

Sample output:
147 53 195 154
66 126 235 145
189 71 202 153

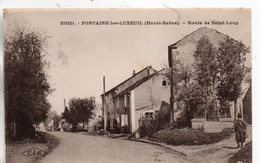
3 9 251 114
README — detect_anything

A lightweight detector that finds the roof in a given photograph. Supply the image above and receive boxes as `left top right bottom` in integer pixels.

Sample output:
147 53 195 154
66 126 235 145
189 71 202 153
101 66 156 96
114 69 165 98
169 27 228 48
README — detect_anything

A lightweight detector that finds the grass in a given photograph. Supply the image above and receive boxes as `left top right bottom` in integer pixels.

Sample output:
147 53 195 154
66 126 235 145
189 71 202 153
42 132 61 153
148 128 233 146
6 132 60 163
228 141 252 163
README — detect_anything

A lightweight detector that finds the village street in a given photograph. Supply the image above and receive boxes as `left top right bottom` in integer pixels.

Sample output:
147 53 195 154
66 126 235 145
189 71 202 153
38 125 252 163
37 132 190 163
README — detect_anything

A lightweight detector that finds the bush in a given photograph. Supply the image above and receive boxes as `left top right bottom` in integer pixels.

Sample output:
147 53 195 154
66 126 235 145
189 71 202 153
138 124 157 138
138 122 179 138
150 128 233 146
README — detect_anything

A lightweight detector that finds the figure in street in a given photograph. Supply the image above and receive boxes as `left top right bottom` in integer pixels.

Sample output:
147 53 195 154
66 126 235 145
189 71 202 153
234 113 247 148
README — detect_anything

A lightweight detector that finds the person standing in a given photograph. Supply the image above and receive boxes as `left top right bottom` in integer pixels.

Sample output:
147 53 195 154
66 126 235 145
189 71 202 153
234 113 247 148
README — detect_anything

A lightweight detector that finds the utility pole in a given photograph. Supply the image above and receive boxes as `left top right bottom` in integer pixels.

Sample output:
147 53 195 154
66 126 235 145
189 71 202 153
168 46 174 123
103 76 107 131
170 67 174 123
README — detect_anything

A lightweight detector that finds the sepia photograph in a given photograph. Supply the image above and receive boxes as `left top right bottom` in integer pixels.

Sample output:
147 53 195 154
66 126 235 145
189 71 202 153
3 9 251 163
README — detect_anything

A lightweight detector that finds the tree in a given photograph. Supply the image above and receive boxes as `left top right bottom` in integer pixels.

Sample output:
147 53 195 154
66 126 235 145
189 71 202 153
166 35 250 125
62 106 70 123
164 62 206 126
216 37 250 120
44 110 61 131
4 23 52 140
193 36 219 119
62 97 95 131
44 110 58 128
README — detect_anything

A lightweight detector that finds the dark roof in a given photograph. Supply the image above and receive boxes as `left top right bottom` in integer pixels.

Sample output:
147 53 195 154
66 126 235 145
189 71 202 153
169 27 228 48
101 66 156 97
114 69 165 98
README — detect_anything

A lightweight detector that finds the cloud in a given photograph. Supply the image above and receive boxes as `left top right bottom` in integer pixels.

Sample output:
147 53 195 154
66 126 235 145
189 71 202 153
57 51 69 66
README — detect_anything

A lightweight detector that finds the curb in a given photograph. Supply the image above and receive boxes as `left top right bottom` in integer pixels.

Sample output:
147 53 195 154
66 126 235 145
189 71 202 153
127 138 187 157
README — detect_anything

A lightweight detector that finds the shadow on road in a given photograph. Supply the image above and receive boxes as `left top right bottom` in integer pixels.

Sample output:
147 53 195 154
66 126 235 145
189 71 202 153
222 146 238 149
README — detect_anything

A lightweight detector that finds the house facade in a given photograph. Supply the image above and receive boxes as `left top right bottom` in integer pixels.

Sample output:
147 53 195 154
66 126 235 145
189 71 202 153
168 27 251 129
242 85 252 124
101 66 170 133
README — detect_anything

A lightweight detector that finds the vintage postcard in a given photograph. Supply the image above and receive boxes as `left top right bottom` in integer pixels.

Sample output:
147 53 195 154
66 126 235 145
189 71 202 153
3 9 251 163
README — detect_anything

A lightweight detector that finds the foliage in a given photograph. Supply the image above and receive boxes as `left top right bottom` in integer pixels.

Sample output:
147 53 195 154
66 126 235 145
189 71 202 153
62 97 95 131
164 61 206 126
150 128 233 146
216 37 250 103
165 35 250 124
155 108 171 126
43 110 62 131
4 23 52 140
138 120 179 138
192 36 219 119
228 141 252 163
62 107 70 123
194 36 218 96
6 132 60 163
138 124 157 138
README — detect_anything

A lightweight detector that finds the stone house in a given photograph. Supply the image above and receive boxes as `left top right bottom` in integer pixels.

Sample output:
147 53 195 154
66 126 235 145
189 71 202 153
168 27 251 130
101 66 170 133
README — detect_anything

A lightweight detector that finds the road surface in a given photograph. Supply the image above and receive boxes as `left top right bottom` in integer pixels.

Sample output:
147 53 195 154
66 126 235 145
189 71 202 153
38 132 189 163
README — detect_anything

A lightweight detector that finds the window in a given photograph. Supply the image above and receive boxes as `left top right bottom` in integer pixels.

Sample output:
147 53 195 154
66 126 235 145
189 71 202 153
162 80 167 86
124 94 127 107
171 50 179 56
171 49 180 62
145 112 153 119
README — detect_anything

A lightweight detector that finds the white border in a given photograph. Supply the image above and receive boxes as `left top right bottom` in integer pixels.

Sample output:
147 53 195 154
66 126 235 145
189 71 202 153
0 1 259 162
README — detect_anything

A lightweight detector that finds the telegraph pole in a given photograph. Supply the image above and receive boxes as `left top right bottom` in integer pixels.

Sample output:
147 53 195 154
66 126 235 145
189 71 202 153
103 76 107 131
168 46 174 123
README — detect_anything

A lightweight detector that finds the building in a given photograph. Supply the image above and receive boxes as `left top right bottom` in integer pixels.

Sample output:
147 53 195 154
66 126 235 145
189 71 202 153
101 66 170 133
241 84 252 124
168 27 251 129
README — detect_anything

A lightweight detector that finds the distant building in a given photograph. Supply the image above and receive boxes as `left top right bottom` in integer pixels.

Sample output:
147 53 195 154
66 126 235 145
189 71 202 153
101 66 170 133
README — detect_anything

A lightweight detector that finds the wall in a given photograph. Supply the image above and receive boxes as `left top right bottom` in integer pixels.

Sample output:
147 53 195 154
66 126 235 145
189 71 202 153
103 93 115 128
133 71 170 131
243 86 252 124
169 28 240 122
169 28 226 68
102 66 157 130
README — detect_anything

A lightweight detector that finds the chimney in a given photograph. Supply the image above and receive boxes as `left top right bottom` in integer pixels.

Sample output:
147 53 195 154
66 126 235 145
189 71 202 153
132 70 135 76
148 66 151 76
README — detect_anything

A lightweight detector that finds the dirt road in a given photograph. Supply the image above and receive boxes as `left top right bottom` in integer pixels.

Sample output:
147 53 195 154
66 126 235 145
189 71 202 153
38 132 189 163
38 125 252 163
167 125 252 163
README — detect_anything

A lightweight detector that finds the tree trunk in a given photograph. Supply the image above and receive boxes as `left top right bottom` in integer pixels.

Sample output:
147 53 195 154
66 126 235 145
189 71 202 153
234 100 237 120
216 100 219 121
12 117 16 138
205 96 208 120
186 104 191 127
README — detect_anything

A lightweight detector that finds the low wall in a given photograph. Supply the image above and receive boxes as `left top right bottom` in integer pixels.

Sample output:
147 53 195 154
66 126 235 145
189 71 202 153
191 118 234 133
191 118 206 129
